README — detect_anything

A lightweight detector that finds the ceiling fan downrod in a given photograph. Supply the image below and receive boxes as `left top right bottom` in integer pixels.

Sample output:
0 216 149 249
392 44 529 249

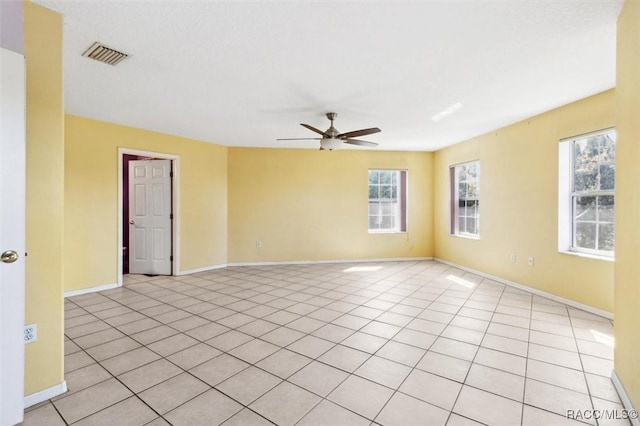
325 112 339 139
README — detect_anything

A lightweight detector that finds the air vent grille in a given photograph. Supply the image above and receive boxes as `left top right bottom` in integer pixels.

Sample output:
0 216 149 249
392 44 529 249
82 42 129 66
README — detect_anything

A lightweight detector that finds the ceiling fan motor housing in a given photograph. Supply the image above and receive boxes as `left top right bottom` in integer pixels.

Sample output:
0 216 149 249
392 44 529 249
325 112 339 138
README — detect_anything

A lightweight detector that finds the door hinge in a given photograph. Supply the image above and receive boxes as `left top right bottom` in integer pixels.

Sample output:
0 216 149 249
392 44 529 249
170 213 173 219
170 256 173 262
170 171 173 178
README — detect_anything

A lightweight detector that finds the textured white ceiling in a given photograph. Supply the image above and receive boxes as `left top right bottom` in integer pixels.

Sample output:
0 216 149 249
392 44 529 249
37 0 623 151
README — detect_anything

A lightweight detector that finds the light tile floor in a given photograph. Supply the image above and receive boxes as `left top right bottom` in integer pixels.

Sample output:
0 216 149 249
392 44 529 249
22 261 627 426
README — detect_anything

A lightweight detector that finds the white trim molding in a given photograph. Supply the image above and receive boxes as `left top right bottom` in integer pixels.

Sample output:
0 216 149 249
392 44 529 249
24 381 67 409
177 264 228 275
64 283 118 298
611 370 640 426
558 137 573 253
434 258 613 319
228 257 433 267
558 128 617 258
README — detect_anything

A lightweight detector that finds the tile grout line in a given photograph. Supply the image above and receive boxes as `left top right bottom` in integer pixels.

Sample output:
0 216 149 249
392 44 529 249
290 264 439 424
57 260 618 426
62 261 427 424
442 276 508 426
58 323 167 424
569 304 601 426
520 283 535 426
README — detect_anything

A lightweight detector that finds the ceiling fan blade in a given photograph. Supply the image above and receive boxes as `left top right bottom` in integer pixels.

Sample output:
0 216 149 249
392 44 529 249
337 127 381 139
276 138 322 141
344 139 378 147
300 123 328 137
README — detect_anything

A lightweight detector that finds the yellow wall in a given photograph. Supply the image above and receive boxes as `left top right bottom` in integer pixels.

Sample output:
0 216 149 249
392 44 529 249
227 148 433 263
614 0 640 409
64 115 228 291
434 90 615 313
23 1 65 395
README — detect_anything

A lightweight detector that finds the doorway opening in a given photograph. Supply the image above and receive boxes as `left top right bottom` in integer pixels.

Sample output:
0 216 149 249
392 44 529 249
118 148 181 286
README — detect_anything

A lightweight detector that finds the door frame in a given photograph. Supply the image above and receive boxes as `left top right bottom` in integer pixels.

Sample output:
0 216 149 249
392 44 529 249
117 148 181 286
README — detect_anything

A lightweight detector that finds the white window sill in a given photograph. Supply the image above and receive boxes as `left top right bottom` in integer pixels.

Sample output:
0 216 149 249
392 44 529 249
559 250 614 262
368 230 407 235
449 233 480 240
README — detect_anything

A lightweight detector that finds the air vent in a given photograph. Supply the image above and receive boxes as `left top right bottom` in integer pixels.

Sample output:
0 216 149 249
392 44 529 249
82 42 129 66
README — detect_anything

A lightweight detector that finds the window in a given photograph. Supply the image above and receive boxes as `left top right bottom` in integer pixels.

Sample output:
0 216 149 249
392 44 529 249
450 161 480 237
368 170 407 232
559 128 616 257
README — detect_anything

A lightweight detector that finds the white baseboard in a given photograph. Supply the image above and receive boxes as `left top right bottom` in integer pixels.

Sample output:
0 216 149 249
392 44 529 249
611 370 640 426
24 381 67 408
177 263 228 275
434 258 613 320
64 283 119 298
227 257 433 267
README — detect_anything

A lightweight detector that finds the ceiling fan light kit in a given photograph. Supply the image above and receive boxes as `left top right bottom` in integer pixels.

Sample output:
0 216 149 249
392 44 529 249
277 112 381 151
320 138 343 150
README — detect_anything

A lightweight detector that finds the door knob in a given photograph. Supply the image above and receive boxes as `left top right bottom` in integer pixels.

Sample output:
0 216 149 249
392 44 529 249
129 220 135 225
1 250 19 264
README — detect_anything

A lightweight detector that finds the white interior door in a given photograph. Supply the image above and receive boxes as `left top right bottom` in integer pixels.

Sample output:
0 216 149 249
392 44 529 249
0 48 26 426
128 160 172 275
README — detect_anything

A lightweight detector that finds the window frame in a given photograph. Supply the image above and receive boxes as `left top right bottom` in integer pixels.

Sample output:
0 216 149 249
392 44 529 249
367 169 408 234
450 160 480 238
558 127 616 258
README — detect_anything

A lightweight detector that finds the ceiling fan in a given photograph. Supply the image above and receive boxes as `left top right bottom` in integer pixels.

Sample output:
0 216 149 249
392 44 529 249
277 112 381 150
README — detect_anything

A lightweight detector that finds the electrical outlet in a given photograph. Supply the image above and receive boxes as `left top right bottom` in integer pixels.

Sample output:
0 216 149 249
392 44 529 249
24 324 37 344
528 257 534 266
256 240 262 249
510 253 516 263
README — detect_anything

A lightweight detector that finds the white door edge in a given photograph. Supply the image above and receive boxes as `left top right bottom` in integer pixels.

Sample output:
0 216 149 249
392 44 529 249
0 47 26 426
